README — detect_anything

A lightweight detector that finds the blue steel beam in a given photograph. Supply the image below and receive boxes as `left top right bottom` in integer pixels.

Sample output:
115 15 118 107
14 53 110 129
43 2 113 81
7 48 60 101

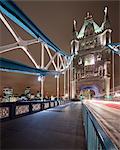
107 43 120 55
0 0 71 57
0 57 61 76
108 42 120 46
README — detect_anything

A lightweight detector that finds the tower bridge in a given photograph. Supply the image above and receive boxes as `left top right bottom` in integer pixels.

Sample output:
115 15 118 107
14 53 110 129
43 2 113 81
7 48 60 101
0 0 120 150
70 9 120 99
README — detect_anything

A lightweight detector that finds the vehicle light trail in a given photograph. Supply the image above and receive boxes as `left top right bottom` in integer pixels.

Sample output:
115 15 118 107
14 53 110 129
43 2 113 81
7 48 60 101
83 99 120 149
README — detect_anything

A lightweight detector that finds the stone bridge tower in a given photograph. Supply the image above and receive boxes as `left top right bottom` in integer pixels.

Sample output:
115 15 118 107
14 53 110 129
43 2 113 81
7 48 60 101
70 7 112 99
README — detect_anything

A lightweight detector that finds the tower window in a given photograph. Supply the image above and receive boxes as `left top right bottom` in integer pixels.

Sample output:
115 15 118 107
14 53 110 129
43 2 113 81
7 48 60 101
106 32 110 44
84 54 95 66
84 23 94 37
78 57 82 65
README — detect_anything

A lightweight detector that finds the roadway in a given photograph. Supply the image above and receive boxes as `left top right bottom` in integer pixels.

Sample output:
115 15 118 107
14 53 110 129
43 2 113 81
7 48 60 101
83 99 120 149
1 102 86 150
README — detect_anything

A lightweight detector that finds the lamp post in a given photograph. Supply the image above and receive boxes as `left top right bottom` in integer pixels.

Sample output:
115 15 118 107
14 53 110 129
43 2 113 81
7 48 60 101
67 68 70 99
64 71 66 98
112 51 115 96
38 76 44 101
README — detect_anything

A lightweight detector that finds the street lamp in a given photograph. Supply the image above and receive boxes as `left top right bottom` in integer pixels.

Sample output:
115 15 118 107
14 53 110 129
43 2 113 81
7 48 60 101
38 76 44 82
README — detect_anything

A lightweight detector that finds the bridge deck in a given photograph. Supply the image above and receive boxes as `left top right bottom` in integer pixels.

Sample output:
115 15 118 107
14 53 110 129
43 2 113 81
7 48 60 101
1 102 86 150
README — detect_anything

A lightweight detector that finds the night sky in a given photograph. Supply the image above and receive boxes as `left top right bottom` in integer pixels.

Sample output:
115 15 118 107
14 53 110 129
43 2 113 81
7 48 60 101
0 0 120 96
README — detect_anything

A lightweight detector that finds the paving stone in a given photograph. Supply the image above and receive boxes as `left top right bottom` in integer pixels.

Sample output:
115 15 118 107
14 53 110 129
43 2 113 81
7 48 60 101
1 102 86 150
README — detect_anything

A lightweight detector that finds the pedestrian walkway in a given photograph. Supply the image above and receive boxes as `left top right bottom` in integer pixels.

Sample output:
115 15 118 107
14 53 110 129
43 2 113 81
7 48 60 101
1 102 86 150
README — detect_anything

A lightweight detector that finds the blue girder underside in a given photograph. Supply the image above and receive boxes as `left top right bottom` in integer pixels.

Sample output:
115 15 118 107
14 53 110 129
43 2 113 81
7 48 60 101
107 43 120 55
0 58 61 76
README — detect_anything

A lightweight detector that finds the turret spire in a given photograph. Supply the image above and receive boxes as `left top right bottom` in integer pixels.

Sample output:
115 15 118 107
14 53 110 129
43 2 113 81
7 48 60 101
102 7 111 30
104 7 108 22
73 19 77 32
85 12 92 20
73 19 78 39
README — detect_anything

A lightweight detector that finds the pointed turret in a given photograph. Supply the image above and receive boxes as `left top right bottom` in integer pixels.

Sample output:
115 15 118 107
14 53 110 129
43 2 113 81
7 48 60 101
71 19 79 55
72 19 78 39
101 7 111 30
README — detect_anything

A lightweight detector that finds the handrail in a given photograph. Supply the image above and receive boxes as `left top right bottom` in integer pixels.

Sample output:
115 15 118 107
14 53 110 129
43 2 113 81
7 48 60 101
0 99 66 121
82 103 117 150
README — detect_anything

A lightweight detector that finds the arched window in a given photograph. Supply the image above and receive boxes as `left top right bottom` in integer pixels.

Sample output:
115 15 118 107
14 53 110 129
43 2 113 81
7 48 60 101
78 57 82 65
84 23 94 37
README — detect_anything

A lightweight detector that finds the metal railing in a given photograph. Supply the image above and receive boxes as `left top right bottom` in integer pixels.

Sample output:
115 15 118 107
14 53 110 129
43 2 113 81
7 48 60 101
0 99 66 121
82 104 117 150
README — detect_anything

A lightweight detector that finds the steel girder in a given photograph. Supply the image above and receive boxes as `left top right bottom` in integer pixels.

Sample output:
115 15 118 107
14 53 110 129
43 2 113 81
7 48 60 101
0 57 61 76
107 43 120 55
0 0 71 57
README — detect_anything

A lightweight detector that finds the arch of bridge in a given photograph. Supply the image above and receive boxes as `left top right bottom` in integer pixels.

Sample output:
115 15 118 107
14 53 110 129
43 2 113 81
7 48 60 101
80 85 100 97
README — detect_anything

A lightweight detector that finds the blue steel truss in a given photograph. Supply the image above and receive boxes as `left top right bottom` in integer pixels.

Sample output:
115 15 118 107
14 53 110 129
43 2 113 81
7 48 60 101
0 58 61 76
107 43 120 55
0 0 71 57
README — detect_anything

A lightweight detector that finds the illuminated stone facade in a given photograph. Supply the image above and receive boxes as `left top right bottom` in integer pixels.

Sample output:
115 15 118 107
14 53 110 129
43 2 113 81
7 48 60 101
71 7 112 98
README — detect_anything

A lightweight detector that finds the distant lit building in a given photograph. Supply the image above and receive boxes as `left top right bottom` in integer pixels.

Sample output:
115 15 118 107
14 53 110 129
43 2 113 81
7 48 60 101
24 87 31 99
71 7 112 98
3 87 13 101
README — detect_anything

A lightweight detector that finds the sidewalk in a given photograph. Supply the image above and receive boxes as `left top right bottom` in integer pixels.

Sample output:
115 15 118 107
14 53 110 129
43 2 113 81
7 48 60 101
1 102 86 150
